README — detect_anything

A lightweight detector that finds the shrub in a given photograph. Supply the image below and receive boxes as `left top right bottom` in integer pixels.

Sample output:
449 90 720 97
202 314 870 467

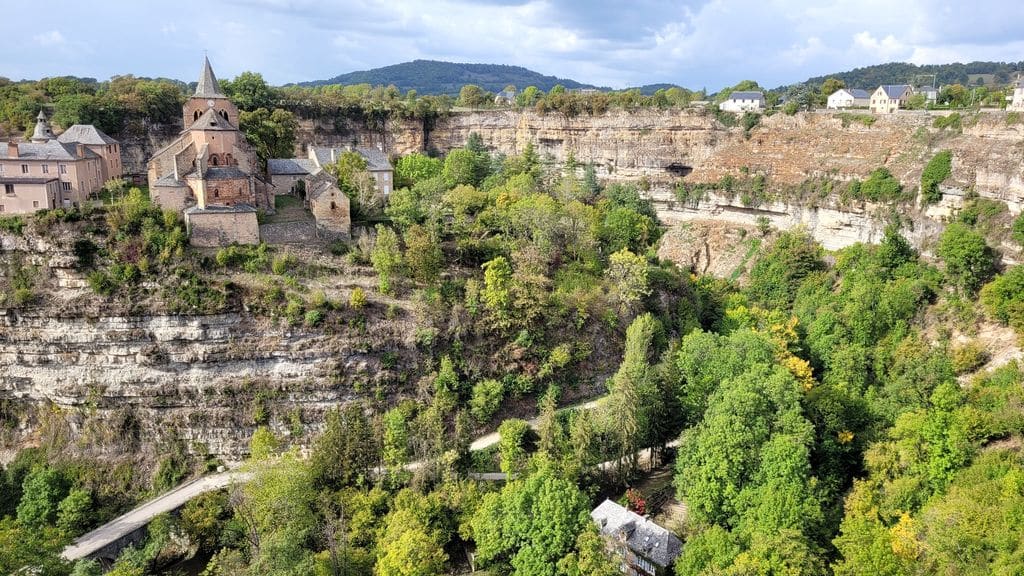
950 341 989 374
937 222 996 293
859 167 904 202
1012 213 1024 247
87 271 117 296
921 150 952 205
72 239 99 269
837 113 875 127
933 113 962 130
980 266 1024 334
470 379 505 423
271 253 295 275
304 309 324 326
349 287 367 309
0 215 25 235
12 287 34 306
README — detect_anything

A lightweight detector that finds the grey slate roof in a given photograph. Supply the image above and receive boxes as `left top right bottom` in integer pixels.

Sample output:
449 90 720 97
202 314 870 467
189 108 236 131
184 203 257 215
727 91 765 102
195 56 226 98
57 125 118 146
847 89 871 99
0 140 98 161
879 85 912 99
153 173 186 188
308 173 342 201
591 499 682 568
311 146 392 172
268 158 318 175
0 176 59 184
203 166 249 180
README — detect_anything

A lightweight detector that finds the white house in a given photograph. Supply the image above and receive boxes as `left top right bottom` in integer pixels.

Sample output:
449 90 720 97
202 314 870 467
1009 77 1024 112
869 85 914 114
719 91 765 113
918 86 939 104
827 88 871 109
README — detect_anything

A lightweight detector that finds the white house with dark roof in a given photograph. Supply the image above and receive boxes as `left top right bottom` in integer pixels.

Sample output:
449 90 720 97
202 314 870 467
718 91 765 113
870 85 914 114
917 86 939 104
591 499 682 576
827 88 871 109
1009 77 1024 112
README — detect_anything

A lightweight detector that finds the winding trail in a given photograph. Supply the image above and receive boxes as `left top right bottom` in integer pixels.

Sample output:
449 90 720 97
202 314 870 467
62 396 608 562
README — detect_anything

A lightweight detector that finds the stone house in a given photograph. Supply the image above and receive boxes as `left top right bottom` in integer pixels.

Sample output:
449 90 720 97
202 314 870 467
269 146 393 198
148 57 269 246
0 110 120 214
718 91 765 113
826 88 870 109
306 173 351 239
591 499 682 576
1009 77 1024 112
869 85 914 114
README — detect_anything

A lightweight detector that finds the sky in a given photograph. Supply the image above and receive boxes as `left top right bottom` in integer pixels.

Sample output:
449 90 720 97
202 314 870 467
5 0 1024 91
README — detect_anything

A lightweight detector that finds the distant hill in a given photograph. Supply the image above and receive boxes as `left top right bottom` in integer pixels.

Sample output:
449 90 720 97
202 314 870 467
298 59 603 95
784 61 1024 92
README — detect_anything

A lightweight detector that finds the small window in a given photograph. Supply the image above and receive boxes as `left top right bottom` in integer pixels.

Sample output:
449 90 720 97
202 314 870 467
42 164 49 173
21 164 29 174
0 205 4 212
4 184 14 195
59 164 67 174
330 201 337 210
213 189 220 198
62 182 71 191
32 201 38 208
211 156 219 166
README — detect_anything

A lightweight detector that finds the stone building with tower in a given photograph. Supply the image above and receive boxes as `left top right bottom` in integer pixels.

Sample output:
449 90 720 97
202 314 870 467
147 57 270 246
0 110 121 214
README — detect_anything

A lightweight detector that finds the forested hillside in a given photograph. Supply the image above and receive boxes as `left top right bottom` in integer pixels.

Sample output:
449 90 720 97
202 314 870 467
789 60 1024 91
298 59 600 94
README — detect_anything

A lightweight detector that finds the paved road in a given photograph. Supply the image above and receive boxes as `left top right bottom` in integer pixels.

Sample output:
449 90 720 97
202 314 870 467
62 396 607 562
62 470 252 562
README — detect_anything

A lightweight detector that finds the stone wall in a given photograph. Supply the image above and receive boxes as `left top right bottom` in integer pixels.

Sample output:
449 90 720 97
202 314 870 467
185 210 260 247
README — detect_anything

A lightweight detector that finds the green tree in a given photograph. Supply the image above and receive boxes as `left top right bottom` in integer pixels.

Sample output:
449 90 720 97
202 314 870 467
605 313 664 475
222 71 275 112
471 465 590 576
1012 212 1024 246
498 418 532 478
605 248 650 315
56 488 92 536
310 404 379 489
371 224 402 295
457 84 491 107
980 266 1024 335
442 148 482 187
936 222 995 292
747 230 825 309
403 224 442 284
394 152 443 189
16 466 68 528
821 78 846 99
238 107 298 167
482 256 514 326
470 379 505 424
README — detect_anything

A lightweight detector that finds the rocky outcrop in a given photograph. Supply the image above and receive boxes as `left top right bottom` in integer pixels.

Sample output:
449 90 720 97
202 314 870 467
0 305 417 460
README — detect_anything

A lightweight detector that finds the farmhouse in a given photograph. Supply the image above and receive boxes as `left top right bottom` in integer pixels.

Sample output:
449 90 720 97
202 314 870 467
826 88 870 109
869 85 914 114
718 91 765 113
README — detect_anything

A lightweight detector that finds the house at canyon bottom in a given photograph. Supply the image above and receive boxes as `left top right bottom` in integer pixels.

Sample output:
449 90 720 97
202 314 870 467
591 499 683 576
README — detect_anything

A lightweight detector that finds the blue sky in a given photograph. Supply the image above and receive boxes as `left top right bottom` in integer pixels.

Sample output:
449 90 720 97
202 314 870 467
5 0 1024 90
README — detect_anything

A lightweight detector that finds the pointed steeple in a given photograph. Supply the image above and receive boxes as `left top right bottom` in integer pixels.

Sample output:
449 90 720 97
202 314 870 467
31 109 54 142
195 56 225 98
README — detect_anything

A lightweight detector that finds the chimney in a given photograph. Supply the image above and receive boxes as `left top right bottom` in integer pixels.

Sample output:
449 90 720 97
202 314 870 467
330 148 336 163
7 142 17 158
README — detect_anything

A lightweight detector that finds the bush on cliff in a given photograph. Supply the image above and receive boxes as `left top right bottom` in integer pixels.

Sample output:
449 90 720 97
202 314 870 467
921 150 952 205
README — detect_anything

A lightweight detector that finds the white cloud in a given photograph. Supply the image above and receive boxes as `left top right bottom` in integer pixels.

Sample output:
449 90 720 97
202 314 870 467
852 31 909 61
33 30 65 46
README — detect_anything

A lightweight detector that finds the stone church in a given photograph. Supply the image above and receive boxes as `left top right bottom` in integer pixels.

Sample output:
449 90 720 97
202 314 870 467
148 57 271 246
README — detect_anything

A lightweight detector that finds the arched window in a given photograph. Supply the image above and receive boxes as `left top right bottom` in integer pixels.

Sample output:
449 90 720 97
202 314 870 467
330 201 337 210
220 110 228 120
213 189 220 198
193 110 200 121
225 153 234 165
211 155 219 166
